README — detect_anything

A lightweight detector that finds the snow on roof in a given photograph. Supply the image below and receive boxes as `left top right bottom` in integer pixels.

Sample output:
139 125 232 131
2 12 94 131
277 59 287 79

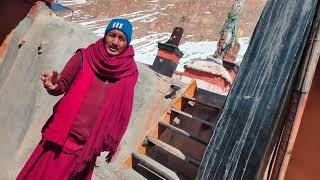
184 59 233 84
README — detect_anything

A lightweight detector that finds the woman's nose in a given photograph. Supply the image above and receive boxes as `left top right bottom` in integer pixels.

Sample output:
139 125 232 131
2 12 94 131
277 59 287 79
112 37 119 45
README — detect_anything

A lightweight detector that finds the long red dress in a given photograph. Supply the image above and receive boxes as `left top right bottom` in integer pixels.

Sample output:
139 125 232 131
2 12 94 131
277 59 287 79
17 136 95 180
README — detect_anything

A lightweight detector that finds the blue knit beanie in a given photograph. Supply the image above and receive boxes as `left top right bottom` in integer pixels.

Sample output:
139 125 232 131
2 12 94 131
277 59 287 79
105 18 133 44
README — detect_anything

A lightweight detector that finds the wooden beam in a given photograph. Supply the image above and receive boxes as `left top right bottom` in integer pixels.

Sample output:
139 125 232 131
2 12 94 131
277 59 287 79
183 80 197 98
147 136 201 167
182 95 221 110
170 108 214 127
159 121 208 145
132 153 180 180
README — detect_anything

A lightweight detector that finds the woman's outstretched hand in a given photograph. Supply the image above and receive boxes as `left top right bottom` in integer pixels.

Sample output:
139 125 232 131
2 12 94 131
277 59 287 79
41 70 60 90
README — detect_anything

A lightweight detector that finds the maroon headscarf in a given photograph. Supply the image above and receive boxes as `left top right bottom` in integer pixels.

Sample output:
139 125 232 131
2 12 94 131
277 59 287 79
87 38 137 79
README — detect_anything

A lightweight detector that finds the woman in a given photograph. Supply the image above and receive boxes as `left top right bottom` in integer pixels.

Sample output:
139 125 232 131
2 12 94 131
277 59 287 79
17 18 138 180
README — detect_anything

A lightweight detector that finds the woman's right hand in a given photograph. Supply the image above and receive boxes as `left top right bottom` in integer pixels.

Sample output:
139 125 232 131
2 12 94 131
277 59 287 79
41 70 60 90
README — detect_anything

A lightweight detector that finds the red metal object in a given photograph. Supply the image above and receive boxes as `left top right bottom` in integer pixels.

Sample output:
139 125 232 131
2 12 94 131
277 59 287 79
156 49 181 64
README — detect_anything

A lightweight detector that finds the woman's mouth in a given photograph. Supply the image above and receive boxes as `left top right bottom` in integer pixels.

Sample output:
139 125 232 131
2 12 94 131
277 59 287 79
108 46 118 52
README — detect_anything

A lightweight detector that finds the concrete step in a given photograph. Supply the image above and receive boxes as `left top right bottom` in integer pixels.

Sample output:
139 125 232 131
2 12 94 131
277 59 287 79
132 153 180 180
159 120 208 145
146 136 201 167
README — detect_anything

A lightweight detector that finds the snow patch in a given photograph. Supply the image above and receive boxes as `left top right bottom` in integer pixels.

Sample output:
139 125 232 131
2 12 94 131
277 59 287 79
131 33 171 65
132 35 250 72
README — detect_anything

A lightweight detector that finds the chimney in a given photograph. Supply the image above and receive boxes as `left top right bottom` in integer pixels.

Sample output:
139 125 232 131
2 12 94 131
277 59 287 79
151 27 184 77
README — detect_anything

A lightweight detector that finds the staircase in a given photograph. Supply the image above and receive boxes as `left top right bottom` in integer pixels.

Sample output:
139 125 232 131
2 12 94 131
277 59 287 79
124 80 226 179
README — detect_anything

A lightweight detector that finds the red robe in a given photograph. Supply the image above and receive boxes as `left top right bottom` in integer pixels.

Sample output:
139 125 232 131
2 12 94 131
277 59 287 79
17 39 138 179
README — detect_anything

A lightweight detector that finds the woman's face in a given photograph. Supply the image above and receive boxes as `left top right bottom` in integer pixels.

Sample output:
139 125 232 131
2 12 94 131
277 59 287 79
104 29 128 56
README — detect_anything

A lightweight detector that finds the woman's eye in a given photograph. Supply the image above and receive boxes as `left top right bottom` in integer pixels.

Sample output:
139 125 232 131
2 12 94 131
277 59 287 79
119 37 126 42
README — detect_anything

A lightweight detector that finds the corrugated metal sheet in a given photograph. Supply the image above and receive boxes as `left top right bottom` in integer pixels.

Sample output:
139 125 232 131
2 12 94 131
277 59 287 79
196 0 319 179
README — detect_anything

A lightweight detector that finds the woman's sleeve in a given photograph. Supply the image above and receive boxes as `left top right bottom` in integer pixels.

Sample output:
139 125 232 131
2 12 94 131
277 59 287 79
47 51 82 96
